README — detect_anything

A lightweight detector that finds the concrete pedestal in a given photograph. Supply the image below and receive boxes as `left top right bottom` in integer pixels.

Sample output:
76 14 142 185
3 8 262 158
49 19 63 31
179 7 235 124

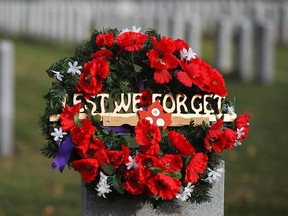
81 161 225 216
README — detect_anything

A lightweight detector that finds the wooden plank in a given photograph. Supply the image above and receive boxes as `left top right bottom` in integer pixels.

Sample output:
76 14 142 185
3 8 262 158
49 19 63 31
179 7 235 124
50 113 237 127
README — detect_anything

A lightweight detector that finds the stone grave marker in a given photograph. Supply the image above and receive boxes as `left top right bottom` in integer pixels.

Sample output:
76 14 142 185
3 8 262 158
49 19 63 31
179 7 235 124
255 19 275 85
81 161 225 216
235 17 253 83
215 16 234 74
279 3 288 45
185 13 202 56
0 41 14 156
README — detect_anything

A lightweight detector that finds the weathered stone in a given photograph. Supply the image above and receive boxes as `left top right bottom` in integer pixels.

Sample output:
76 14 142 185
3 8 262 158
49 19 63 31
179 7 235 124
0 41 14 156
215 16 234 74
81 161 225 216
255 19 275 85
235 17 253 83
279 3 288 45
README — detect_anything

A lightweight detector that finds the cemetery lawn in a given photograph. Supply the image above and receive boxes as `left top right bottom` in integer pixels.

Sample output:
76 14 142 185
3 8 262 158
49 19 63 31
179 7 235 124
0 36 287 216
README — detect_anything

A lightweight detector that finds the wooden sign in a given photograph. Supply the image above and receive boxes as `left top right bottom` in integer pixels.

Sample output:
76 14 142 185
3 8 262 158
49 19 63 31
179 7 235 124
49 93 236 126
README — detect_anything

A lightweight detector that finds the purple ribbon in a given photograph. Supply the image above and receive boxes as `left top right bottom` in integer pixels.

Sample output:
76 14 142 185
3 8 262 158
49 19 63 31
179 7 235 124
51 135 75 172
104 126 133 135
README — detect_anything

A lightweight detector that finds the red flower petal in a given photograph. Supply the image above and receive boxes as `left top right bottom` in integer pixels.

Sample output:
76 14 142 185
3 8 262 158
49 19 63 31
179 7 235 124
105 145 130 169
148 173 181 200
60 103 82 131
235 114 250 140
72 158 99 183
123 169 145 195
176 71 193 87
96 32 114 48
168 130 196 155
185 152 208 184
116 32 148 52
154 69 172 84
159 154 183 172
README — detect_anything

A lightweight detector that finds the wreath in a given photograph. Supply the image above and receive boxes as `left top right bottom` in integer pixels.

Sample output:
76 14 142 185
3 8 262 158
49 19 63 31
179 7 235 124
40 27 250 203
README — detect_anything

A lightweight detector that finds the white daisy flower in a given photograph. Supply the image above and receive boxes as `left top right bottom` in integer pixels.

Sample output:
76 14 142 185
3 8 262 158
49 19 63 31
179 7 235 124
51 127 67 142
180 47 197 61
203 168 224 184
120 26 142 35
176 183 194 201
67 61 82 75
236 127 245 140
96 172 112 198
125 156 139 170
51 70 64 81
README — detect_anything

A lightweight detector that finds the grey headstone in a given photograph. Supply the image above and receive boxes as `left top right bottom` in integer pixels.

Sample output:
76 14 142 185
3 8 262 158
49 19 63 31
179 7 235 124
235 17 254 83
0 41 14 156
185 13 202 56
255 19 275 85
215 16 234 74
81 161 225 216
279 3 288 45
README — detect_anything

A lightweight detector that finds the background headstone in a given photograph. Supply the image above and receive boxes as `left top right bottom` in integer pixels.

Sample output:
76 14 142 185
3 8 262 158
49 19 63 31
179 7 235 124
235 17 254 83
0 40 14 156
255 20 275 85
215 16 234 74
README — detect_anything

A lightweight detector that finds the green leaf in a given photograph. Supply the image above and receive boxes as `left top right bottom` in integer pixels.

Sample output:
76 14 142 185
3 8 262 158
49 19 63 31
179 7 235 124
149 167 163 175
73 114 82 126
133 64 142 73
113 174 124 194
169 171 182 180
103 162 116 175
127 137 140 148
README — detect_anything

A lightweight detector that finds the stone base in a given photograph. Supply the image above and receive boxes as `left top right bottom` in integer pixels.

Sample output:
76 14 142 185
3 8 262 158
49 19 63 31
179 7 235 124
81 161 224 216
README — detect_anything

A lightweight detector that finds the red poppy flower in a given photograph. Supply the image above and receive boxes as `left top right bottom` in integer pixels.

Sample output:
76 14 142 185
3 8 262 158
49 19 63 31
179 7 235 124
222 128 238 150
185 152 208 184
174 39 189 53
123 169 145 195
135 154 160 184
205 68 228 97
168 130 196 156
135 119 161 156
94 149 109 168
72 158 99 183
96 32 114 48
152 36 176 53
138 90 152 107
204 119 223 152
159 154 183 172
85 137 105 158
116 32 148 51
147 173 181 200
147 36 179 84
177 57 211 91
204 119 238 153
91 49 113 60
76 58 110 97
147 50 179 71
60 103 82 131
105 145 130 169
235 114 250 140
71 118 96 158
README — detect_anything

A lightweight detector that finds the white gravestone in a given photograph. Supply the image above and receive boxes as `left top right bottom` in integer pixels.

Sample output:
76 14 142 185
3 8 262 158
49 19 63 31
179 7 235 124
81 161 225 216
185 13 202 56
235 17 253 83
215 16 234 74
0 41 14 156
279 3 288 45
255 20 275 85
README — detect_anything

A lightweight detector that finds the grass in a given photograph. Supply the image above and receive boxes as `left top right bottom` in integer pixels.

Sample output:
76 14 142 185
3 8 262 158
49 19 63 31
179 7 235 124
0 35 287 216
